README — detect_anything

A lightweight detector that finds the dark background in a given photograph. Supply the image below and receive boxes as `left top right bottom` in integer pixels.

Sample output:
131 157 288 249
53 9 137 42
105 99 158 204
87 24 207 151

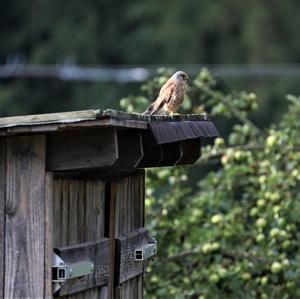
1 0 300 128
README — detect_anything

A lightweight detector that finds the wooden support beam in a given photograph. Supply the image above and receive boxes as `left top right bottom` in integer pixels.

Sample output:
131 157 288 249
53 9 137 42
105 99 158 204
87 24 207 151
46 128 118 171
115 228 154 284
113 130 144 169
54 239 110 296
4 135 46 298
114 172 145 299
158 142 181 166
44 172 53 298
108 182 117 299
176 139 201 165
137 131 162 168
0 139 5 299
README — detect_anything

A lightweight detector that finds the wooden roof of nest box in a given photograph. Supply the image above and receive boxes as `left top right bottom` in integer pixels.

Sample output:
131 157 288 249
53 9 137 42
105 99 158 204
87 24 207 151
0 109 219 175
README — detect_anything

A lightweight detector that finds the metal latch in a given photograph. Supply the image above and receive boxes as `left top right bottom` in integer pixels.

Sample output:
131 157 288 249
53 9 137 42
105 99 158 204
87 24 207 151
135 242 157 261
52 253 94 293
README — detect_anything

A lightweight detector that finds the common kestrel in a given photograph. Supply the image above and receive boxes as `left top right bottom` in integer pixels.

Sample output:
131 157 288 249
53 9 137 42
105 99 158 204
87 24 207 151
143 71 189 115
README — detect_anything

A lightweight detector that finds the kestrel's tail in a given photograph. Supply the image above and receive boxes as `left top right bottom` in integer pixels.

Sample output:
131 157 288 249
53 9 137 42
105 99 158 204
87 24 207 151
143 102 165 115
143 103 154 115
142 109 151 115
143 106 165 116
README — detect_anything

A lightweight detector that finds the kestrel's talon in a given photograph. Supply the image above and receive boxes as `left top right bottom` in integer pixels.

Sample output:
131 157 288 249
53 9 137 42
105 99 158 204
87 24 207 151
143 71 189 116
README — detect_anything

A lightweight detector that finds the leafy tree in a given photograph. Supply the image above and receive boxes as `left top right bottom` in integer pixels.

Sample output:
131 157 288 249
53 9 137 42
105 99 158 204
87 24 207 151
121 69 300 299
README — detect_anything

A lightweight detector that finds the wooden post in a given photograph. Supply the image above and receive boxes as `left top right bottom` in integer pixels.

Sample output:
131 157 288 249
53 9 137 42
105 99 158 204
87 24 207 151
4 135 47 298
53 178 108 298
114 171 145 299
0 139 6 299
44 172 53 298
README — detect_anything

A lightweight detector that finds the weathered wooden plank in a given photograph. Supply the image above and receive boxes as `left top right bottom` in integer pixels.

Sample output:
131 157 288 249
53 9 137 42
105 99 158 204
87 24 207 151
4 135 46 298
100 287 108 299
0 110 102 127
45 172 54 299
115 277 143 299
46 129 118 171
71 181 85 299
6 124 58 134
78 181 86 243
0 109 208 130
58 118 147 130
0 110 149 136
85 181 105 241
114 171 145 299
84 180 106 299
69 180 79 245
2 118 148 135
55 239 110 296
0 139 5 299
116 228 153 284
108 182 117 299
115 172 145 234
54 179 108 298
61 179 69 246
53 179 62 247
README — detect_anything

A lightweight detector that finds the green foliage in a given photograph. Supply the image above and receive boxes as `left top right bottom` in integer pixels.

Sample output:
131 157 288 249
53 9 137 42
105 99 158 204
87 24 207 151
121 69 300 298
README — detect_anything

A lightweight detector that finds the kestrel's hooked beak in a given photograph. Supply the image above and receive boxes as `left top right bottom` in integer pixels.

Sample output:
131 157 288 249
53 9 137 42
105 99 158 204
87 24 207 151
185 76 189 82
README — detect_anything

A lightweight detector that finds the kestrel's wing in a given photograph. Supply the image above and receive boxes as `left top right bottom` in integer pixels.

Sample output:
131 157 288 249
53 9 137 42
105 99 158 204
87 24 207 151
143 79 175 115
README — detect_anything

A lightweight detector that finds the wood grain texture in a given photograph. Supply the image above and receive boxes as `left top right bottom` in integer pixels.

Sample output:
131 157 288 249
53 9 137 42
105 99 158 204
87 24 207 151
84 180 106 299
0 109 102 127
46 129 118 171
53 179 107 299
69 180 79 245
77 181 85 244
45 172 54 299
55 239 109 296
4 135 46 298
53 179 62 247
0 109 207 130
85 181 105 241
115 172 145 235
115 277 143 299
114 171 145 299
61 180 69 246
0 139 5 299
0 109 149 135
108 182 117 299
116 228 151 284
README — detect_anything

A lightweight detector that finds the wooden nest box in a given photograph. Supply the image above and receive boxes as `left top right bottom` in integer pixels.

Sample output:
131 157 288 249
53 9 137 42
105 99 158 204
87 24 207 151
0 109 218 298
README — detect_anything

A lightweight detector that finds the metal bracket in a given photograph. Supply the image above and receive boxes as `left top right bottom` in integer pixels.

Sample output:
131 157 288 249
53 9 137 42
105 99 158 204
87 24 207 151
135 241 157 261
52 253 94 294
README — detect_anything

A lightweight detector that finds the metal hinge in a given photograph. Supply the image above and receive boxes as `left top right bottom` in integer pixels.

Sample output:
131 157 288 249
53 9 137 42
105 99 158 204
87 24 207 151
135 241 157 261
52 253 94 294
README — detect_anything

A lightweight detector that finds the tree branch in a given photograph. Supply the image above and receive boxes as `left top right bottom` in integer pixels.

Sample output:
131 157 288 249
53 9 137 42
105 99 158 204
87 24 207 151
201 86 262 135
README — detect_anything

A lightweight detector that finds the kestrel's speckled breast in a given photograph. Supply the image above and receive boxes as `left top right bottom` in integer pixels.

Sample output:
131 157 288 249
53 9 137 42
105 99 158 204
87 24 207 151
167 81 186 112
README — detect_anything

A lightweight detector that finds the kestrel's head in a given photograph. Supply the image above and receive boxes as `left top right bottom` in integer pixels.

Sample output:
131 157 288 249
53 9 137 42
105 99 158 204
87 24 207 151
172 71 189 82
